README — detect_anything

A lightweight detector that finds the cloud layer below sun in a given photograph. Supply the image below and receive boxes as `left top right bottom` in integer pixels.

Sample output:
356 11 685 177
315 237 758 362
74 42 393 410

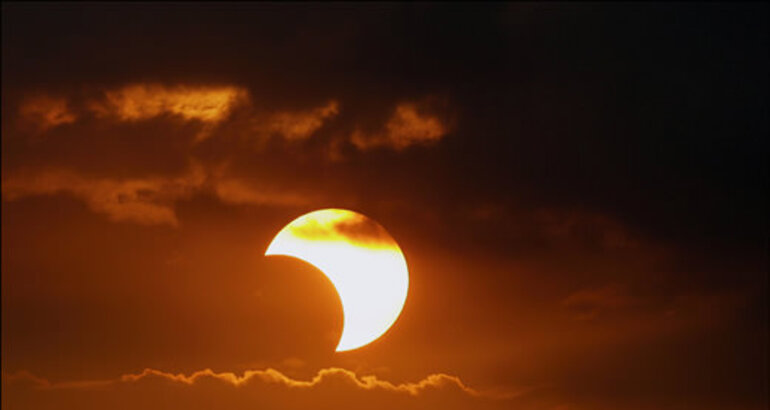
2 366 518 410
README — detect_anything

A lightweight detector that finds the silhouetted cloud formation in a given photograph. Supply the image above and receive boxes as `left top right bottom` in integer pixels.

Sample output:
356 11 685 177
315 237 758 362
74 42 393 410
3 367 516 410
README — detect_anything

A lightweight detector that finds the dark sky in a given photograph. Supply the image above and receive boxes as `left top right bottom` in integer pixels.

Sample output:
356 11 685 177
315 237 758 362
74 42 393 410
2 3 768 410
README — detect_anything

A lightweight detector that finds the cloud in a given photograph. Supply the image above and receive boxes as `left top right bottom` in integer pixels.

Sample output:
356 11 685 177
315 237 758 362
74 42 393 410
351 102 448 150
15 86 340 146
4 367 476 395
1 163 314 226
15 85 447 155
256 100 340 141
1 166 204 226
1 367 512 410
15 84 249 143
88 84 249 142
118 367 479 396
5 84 453 226
89 84 247 123
18 95 78 132
88 85 339 143
212 178 314 207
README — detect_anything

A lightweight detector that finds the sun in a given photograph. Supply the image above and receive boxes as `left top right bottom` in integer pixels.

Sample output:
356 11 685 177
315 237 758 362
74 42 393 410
265 209 409 352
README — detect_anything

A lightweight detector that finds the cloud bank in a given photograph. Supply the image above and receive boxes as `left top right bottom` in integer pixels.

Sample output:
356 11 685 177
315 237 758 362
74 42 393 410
2 367 515 410
3 83 451 226
1 162 317 226
13 84 447 150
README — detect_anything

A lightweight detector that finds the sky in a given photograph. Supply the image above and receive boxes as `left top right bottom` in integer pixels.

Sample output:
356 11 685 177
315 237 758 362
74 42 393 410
1 3 768 410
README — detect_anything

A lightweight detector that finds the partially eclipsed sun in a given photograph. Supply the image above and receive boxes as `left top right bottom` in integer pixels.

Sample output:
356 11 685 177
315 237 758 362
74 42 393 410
265 209 409 352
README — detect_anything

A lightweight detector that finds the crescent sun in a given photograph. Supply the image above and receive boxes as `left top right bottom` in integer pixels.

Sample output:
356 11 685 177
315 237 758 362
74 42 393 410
265 208 409 352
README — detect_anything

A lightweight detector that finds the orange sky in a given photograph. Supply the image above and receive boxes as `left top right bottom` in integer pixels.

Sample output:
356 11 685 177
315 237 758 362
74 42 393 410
2 4 767 410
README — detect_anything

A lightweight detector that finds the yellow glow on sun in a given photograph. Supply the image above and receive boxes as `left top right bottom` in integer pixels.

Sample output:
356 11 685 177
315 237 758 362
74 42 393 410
265 209 409 352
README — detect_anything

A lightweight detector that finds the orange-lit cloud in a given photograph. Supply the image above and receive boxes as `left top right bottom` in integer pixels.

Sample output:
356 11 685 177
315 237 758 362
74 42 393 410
89 84 247 123
16 87 342 145
16 84 249 142
2 366 479 395
15 86 449 155
351 102 447 150
1 367 513 410
18 95 78 131
88 84 249 142
1 164 315 226
258 100 339 141
1 165 205 226
212 178 313 207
